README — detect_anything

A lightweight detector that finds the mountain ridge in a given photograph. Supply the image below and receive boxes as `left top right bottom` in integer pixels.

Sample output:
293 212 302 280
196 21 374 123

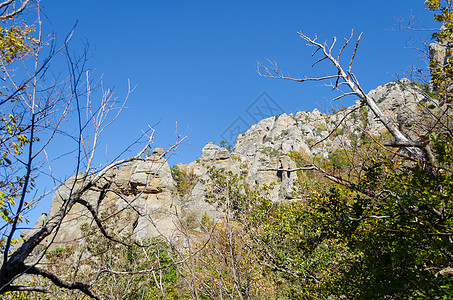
21 78 428 252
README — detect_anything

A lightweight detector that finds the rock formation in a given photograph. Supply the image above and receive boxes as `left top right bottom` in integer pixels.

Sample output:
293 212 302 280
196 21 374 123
24 79 429 249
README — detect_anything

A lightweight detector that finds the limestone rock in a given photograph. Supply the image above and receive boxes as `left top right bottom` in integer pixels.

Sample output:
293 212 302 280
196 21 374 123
200 142 230 161
152 147 165 157
130 158 176 193
33 79 428 249
429 39 451 92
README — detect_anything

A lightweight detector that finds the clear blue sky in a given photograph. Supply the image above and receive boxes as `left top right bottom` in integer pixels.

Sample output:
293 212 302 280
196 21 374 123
20 1 437 228
38 0 436 164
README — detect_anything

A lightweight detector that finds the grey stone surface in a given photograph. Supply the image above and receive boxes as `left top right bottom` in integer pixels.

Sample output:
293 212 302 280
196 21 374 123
200 142 230 161
34 79 428 247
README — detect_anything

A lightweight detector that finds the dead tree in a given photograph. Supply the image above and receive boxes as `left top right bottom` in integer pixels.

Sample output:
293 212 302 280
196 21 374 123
257 29 452 223
257 30 425 159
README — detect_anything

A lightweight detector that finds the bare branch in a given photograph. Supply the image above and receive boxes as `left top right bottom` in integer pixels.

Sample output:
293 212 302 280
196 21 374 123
436 267 453 277
0 0 14 10
329 36 336 55
91 238 205 283
392 10 439 32
331 92 355 101
311 105 362 148
5 285 49 293
74 198 135 247
259 260 319 282
257 63 341 82
348 32 362 75
311 56 327 68
384 140 425 148
350 204 445 222
25 265 100 300
338 29 354 62
260 30 422 159
311 46 321 57
365 132 416 161
0 0 29 20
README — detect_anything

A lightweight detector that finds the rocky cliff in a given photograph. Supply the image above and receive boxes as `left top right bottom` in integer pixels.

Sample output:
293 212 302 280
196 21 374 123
22 78 428 249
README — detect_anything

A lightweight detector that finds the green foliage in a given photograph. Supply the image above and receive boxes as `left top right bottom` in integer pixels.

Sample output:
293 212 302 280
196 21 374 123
288 150 307 167
22 225 182 299
426 0 453 104
328 150 350 170
359 105 368 122
296 49 453 297
0 21 39 253
264 135 273 143
197 8 453 295
0 113 34 230
218 140 233 152
230 154 242 161
181 210 200 230
332 126 346 138
261 146 279 156
0 24 38 65
204 166 246 211
171 165 199 198
200 211 214 228
203 166 353 298
316 123 328 131
308 150 453 298
270 111 452 298
170 164 181 175
332 106 347 114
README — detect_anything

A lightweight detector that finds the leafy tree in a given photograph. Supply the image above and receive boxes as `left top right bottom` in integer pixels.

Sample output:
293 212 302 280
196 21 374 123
202 166 353 299
219 140 233 152
256 0 453 298
170 165 200 198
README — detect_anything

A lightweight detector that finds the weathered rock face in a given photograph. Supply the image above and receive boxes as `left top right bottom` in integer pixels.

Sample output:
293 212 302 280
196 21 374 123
429 28 451 93
24 149 182 249
33 79 429 247
367 79 427 139
200 142 230 162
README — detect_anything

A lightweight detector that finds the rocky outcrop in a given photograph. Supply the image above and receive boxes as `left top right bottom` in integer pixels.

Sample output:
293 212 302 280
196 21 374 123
429 24 451 92
31 79 429 247
367 79 426 139
25 149 182 250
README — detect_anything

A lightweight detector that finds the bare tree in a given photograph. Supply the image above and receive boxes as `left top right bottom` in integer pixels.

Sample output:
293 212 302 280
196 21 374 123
267 32 452 182
0 2 186 298
257 30 425 156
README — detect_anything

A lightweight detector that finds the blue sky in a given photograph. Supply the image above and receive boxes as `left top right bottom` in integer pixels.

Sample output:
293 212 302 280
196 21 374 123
17 1 437 228
37 0 436 165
